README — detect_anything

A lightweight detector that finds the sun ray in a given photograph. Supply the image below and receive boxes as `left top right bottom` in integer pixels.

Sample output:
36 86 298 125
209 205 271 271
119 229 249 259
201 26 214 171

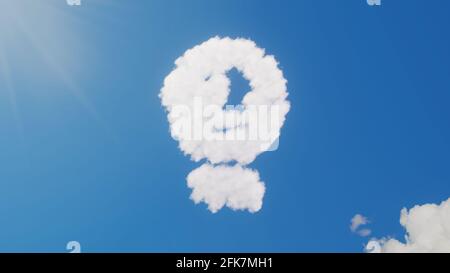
0 43 24 141
11 5 101 118
2 1 118 140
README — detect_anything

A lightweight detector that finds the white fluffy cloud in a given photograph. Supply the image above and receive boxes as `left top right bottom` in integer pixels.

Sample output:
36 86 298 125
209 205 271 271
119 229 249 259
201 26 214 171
350 214 369 232
187 164 265 213
370 198 450 253
160 36 290 165
160 37 289 213
350 214 371 237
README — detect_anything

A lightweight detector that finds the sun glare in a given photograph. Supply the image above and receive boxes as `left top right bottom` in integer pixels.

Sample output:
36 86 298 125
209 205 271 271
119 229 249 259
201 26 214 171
0 0 107 135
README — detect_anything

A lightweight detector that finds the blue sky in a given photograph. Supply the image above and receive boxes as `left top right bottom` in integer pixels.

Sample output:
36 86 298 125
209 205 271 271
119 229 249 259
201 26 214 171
0 0 449 252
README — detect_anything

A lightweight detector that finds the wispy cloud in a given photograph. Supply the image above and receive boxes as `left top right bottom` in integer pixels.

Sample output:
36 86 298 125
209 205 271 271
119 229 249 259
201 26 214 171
350 214 371 237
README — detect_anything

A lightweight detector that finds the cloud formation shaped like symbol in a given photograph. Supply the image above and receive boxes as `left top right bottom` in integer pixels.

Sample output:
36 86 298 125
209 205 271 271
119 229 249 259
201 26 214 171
160 36 290 165
160 37 290 213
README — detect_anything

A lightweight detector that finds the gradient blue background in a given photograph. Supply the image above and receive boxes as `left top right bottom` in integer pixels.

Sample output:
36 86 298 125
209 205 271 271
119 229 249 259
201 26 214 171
0 0 449 252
